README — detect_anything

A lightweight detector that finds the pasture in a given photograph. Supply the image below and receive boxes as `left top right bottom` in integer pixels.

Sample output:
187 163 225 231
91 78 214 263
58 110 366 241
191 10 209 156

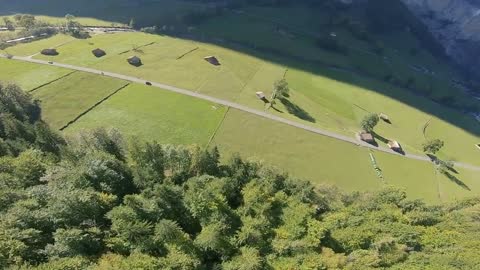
211 108 480 203
4 34 74 56
0 57 71 90
1 3 479 203
65 83 227 146
3 29 478 165
3 30 479 165
33 32 158 65
32 71 128 129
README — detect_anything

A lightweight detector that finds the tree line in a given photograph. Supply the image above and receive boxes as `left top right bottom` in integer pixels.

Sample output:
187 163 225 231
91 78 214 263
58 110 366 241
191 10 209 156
1 82 480 269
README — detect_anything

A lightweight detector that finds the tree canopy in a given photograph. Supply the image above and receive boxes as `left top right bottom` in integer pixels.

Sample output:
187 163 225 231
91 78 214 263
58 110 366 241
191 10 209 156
1 83 480 269
360 113 380 133
422 139 445 155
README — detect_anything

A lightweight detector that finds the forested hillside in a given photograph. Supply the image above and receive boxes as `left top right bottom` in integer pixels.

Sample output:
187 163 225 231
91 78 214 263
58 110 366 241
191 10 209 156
0 83 479 269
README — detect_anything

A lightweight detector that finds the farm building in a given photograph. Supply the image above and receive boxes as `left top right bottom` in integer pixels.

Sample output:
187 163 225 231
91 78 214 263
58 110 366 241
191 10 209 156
256 91 265 99
127 56 142 66
388 140 402 152
41 48 59 56
92 48 106 57
359 132 375 143
379 113 390 123
204 56 220 66
476 144 480 150
255 91 268 103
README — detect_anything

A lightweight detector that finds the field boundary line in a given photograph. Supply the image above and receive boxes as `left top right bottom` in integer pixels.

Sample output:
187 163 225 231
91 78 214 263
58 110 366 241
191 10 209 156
118 42 156 55
27 71 77 93
206 106 230 148
59 83 130 131
232 61 265 103
176 47 199 60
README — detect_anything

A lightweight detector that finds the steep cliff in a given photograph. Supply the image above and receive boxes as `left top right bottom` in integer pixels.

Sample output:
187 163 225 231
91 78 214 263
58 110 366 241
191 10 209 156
400 0 480 78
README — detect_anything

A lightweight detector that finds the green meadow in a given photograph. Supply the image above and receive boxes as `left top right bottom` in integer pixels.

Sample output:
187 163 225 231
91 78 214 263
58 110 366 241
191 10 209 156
65 83 227 146
0 58 71 91
211 108 480 204
32 72 128 129
4 34 74 56
1 3 479 203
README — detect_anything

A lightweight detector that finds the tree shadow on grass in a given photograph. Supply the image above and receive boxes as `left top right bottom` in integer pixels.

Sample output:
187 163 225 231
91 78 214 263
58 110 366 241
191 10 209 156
279 97 315 123
427 154 459 174
270 105 284 113
372 131 389 144
443 171 470 191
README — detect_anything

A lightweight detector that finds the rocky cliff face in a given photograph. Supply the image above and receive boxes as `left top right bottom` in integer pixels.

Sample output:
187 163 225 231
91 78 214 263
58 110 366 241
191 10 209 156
400 0 480 78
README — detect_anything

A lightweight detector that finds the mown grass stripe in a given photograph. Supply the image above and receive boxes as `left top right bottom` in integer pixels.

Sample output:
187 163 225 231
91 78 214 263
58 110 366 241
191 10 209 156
206 106 230 148
176 47 199 60
28 70 77 93
59 82 130 131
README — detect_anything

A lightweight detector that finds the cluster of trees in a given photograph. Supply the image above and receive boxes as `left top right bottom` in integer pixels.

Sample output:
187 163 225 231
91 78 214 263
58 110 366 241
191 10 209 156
1 83 480 269
10 14 57 37
0 15 57 50
63 14 88 39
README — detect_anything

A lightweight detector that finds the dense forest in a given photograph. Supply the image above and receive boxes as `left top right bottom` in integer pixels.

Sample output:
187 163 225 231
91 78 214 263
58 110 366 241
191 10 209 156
1 82 480 269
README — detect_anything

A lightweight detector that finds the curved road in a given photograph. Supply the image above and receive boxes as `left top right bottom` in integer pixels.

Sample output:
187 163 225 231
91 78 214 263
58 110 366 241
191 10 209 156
2 54 480 171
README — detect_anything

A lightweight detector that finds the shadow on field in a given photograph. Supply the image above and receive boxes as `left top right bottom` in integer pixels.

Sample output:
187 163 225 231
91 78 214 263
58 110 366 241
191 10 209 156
427 154 470 190
279 97 315 123
372 132 389 144
2 1 480 138
444 172 470 191
172 33 480 137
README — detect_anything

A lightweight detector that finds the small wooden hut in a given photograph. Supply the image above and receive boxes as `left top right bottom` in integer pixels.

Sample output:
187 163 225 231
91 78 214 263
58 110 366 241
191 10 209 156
41 48 59 56
476 144 480 150
256 91 265 99
388 140 402 152
255 91 268 103
92 48 106 58
127 56 142 67
379 113 391 123
359 131 375 144
204 56 220 66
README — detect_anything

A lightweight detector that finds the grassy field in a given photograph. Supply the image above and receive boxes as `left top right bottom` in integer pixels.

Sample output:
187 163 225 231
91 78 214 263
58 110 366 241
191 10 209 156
32 72 128 129
211 109 381 193
0 58 71 91
2 4 480 203
65 83 227 146
4 30 478 166
34 32 159 66
196 7 475 108
211 109 480 203
3 34 74 56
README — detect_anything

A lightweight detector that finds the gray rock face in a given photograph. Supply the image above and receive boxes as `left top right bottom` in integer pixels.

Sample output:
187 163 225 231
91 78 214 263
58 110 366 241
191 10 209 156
400 0 480 77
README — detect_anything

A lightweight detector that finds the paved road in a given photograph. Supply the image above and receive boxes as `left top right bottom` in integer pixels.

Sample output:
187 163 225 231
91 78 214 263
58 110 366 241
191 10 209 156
2 54 479 171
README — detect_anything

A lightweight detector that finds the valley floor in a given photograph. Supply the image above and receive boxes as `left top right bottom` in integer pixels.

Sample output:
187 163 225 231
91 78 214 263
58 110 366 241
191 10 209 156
1 17 480 204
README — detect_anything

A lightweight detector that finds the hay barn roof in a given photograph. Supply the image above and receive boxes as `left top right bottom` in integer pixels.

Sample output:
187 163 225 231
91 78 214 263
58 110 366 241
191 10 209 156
127 55 142 66
204 56 220 66
92 48 106 57
359 132 374 142
388 140 401 149
41 48 58 56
